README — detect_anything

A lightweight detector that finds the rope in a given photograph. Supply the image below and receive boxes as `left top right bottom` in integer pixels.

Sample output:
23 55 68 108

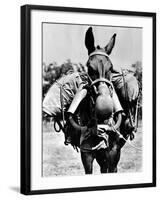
111 125 142 151
135 95 139 130
60 85 65 127
121 68 139 130
55 80 66 128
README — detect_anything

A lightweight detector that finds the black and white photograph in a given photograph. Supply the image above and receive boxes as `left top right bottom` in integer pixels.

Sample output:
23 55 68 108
42 24 142 176
1 0 160 199
20 5 156 194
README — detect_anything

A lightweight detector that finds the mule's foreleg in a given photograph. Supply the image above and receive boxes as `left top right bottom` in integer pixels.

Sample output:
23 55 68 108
81 151 94 174
108 142 121 173
95 149 109 173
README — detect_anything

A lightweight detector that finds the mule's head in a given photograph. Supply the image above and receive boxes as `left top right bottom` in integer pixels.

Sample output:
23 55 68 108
68 27 121 130
85 27 116 81
85 27 116 120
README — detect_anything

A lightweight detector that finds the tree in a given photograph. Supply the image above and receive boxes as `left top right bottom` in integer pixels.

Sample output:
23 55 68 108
42 60 86 98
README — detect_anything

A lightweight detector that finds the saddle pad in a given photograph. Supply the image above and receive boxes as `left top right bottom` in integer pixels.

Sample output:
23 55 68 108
112 69 139 101
43 72 88 117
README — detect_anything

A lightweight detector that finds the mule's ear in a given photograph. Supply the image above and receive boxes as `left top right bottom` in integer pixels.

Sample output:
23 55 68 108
85 27 95 55
105 33 116 55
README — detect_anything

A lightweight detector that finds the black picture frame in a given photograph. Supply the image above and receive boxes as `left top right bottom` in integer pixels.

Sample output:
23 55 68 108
21 4 156 195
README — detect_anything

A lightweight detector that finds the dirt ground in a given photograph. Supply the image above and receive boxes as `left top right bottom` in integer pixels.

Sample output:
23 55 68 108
43 121 142 177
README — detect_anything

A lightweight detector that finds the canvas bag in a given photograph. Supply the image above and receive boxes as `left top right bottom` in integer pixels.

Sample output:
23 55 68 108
111 68 139 113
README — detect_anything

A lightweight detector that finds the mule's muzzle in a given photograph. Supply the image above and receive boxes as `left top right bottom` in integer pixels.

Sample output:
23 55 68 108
67 78 122 132
95 82 114 120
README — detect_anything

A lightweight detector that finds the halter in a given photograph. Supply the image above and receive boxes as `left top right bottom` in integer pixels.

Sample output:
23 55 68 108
87 50 113 97
90 78 113 89
89 51 109 59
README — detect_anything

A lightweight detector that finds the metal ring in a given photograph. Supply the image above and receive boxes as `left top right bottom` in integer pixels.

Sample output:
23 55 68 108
54 121 61 132
90 78 113 89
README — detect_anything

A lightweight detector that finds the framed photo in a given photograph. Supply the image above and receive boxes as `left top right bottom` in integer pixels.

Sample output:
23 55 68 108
21 5 156 195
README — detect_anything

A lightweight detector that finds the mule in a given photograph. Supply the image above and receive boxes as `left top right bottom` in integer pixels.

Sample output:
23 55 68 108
67 27 124 173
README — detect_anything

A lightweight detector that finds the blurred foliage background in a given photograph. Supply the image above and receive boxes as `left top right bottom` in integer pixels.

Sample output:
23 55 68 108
42 60 142 118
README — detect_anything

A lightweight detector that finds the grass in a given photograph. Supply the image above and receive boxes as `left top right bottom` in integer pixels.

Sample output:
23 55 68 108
42 121 142 177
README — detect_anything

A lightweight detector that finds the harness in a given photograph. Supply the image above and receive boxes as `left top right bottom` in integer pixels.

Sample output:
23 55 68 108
52 50 141 151
81 51 141 151
51 80 66 133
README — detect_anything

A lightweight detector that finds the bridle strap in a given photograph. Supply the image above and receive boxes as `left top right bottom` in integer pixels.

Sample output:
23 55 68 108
89 51 109 58
90 78 113 89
